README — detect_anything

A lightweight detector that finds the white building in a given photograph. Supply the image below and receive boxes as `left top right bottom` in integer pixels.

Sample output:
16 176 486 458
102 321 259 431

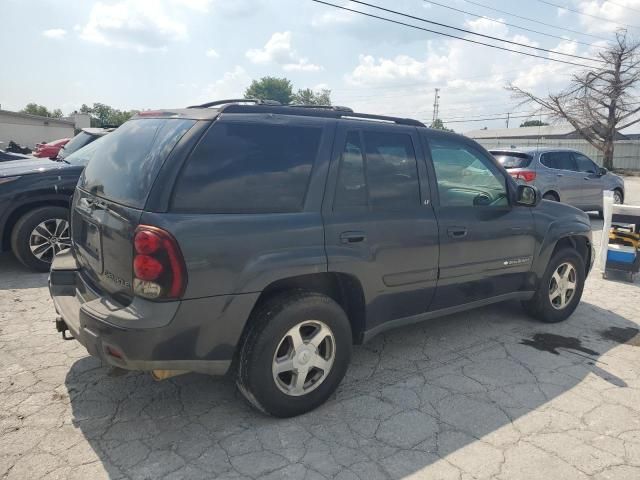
0 109 91 149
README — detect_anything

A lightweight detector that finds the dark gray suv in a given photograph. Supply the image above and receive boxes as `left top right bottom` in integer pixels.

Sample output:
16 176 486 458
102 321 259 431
50 100 594 417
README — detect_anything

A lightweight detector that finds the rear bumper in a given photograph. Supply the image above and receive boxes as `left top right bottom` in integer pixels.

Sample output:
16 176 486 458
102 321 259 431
49 250 259 375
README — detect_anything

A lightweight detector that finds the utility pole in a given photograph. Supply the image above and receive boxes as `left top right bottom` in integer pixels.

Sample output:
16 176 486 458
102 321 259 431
432 88 440 124
506 112 510 128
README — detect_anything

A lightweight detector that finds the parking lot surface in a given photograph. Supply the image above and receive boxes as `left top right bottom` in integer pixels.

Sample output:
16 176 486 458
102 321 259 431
2 177 640 480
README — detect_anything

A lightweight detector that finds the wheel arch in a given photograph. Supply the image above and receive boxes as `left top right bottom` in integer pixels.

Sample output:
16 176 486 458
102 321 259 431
542 190 560 201
240 272 367 347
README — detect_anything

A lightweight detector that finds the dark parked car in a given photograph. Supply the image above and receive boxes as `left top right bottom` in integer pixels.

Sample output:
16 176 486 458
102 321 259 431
58 128 113 160
50 100 594 417
0 136 106 271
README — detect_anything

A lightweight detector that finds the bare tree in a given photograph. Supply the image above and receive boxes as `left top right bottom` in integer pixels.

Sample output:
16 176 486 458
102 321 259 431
507 30 640 170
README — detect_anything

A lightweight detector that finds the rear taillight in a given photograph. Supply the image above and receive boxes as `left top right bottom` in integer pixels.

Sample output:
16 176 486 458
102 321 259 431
133 226 187 300
509 170 536 183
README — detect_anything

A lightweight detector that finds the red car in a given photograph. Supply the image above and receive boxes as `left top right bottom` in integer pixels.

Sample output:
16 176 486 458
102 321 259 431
33 137 70 159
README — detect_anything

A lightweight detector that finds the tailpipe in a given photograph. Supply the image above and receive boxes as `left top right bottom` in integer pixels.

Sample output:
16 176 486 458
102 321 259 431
151 370 188 381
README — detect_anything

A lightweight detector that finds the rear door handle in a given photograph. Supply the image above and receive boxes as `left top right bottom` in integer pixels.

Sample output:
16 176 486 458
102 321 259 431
447 227 467 239
340 231 366 244
556 173 564 177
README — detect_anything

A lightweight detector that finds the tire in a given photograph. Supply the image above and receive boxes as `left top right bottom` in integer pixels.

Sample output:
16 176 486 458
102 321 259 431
522 248 586 323
236 291 352 418
543 192 558 202
613 189 624 205
11 206 70 272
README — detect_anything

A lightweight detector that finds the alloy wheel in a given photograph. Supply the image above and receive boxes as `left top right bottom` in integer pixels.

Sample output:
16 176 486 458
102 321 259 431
29 218 70 263
548 262 577 310
272 320 336 397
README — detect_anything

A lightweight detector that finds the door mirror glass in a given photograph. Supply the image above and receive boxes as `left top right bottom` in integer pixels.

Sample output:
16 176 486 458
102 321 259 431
516 185 539 206
599 167 607 176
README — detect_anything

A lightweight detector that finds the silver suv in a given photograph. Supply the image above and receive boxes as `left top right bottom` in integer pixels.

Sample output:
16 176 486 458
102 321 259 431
490 148 625 215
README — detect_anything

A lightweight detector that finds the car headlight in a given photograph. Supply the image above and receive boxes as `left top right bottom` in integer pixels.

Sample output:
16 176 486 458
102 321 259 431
0 176 21 186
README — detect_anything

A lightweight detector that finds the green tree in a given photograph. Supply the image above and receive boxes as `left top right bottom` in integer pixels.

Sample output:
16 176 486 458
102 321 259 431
430 118 454 132
22 103 54 117
520 119 549 127
78 103 137 126
244 77 293 104
291 88 332 106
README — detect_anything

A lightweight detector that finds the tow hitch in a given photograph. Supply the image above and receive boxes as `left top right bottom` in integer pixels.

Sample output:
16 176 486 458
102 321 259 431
55 317 74 340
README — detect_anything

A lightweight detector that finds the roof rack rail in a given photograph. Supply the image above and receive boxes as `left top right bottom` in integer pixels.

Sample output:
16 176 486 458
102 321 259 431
288 105 354 113
187 98 281 109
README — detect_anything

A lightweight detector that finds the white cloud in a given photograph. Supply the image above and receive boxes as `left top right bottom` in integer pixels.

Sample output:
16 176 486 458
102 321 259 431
205 48 219 58
79 0 198 52
43 28 67 39
199 66 251 102
171 0 213 12
345 54 429 86
246 31 323 71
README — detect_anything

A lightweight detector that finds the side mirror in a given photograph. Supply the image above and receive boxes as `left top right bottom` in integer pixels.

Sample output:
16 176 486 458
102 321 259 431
515 185 540 207
598 167 607 176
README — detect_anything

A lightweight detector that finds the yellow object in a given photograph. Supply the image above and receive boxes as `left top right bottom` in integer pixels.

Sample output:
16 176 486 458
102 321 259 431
609 228 640 250
151 370 188 381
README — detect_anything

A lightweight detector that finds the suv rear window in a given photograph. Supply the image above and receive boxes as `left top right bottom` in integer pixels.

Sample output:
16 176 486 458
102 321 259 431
171 121 322 213
491 152 532 169
79 119 196 208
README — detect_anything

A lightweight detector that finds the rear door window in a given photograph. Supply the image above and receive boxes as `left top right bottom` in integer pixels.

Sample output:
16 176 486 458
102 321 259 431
363 131 421 210
171 121 322 213
79 119 196 208
541 151 577 171
333 130 421 211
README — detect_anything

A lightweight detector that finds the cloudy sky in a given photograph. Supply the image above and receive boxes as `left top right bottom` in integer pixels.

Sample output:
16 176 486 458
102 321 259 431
0 0 637 132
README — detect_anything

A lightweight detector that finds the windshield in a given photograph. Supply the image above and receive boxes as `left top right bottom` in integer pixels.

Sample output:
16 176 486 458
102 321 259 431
491 152 532 169
65 135 107 166
59 132 97 159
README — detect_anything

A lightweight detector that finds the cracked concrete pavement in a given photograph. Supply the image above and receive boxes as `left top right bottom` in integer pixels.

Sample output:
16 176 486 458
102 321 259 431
2 177 640 480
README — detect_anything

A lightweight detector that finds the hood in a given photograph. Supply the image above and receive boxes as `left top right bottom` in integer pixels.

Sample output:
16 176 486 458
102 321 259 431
0 158 71 177
539 198 591 226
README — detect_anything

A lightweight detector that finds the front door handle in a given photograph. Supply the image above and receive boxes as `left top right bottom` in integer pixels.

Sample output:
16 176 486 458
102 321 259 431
340 231 366 244
447 227 468 239
556 173 564 177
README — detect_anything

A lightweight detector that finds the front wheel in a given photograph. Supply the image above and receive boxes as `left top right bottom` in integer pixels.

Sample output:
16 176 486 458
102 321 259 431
11 206 70 272
522 248 585 323
236 291 352 417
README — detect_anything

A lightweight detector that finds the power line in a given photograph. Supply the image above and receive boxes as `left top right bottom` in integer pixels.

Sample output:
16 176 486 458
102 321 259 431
348 0 603 64
423 0 600 49
536 0 640 30
462 0 612 42
309 0 601 68
606 0 640 15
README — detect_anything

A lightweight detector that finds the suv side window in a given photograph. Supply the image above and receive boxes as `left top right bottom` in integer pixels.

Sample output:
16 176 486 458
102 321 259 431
541 151 577 171
172 121 322 213
334 130 421 211
429 138 508 207
574 153 598 173
334 132 368 209
363 131 421 210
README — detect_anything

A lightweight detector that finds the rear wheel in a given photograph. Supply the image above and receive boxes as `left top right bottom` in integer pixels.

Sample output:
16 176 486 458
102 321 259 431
11 206 70 272
236 291 352 417
522 248 585 323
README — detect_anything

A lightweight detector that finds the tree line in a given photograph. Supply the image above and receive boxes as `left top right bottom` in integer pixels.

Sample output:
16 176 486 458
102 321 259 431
20 102 139 127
